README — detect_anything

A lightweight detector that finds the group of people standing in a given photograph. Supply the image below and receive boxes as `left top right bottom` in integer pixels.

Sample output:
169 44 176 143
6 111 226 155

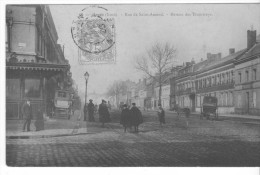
84 99 111 127
120 103 166 133
21 98 166 132
120 103 143 133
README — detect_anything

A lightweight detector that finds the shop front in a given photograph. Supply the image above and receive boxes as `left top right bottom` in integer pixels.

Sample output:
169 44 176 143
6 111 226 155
6 62 69 119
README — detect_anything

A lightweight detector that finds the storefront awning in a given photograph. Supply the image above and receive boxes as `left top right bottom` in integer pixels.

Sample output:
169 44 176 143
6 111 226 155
6 62 69 72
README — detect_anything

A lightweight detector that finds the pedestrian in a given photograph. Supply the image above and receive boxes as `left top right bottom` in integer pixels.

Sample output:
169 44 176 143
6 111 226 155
98 100 111 127
22 99 33 132
157 104 165 126
130 103 143 133
83 103 87 121
34 109 44 131
183 107 190 127
120 104 131 133
88 99 95 122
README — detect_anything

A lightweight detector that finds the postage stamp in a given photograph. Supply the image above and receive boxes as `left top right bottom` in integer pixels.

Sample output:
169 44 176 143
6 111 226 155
71 5 116 65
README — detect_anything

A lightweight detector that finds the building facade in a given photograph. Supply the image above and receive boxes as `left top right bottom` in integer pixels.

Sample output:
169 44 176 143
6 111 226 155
194 49 245 114
175 62 196 111
234 30 260 115
6 5 71 119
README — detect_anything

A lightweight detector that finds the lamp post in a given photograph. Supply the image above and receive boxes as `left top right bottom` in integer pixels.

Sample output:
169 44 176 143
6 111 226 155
84 71 89 106
84 71 89 132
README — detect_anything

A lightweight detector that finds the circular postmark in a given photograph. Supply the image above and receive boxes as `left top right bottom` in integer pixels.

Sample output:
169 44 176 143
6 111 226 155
71 6 115 54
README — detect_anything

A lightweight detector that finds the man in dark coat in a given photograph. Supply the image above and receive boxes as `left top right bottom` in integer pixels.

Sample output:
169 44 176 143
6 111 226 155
157 104 165 126
120 104 131 133
98 100 111 127
88 99 95 122
130 103 143 133
83 103 87 121
22 99 33 132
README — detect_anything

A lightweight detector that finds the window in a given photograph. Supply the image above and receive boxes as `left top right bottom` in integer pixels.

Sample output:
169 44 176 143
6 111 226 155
6 23 8 51
58 91 67 98
196 95 200 107
238 95 241 107
229 92 233 106
246 71 249 82
253 69 257 81
37 27 42 55
253 92 257 108
226 72 229 83
6 18 12 52
231 71 234 83
239 72 242 83
24 79 41 98
6 79 20 99
225 92 228 106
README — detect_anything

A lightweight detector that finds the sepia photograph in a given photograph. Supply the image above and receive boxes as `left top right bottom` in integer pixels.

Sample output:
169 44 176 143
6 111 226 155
2 1 260 171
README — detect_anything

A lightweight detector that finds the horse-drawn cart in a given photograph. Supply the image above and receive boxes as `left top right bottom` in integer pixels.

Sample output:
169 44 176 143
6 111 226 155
200 96 218 120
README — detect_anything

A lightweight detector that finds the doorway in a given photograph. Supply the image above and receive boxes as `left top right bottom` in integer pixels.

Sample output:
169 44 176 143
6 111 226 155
246 92 249 114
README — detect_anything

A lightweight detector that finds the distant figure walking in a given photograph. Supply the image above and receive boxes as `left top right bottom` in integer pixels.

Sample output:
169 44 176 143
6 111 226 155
88 99 95 122
120 104 131 132
157 104 165 126
130 103 143 133
22 99 33 132
98 100 111 127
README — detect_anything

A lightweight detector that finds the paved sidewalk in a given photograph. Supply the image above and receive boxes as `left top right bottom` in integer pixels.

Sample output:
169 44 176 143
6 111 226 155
6 110 90 139
144 109 260 120
6 118 90 139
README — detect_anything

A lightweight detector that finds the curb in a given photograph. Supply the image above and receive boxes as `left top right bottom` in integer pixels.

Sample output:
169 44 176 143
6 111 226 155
6 132 95 139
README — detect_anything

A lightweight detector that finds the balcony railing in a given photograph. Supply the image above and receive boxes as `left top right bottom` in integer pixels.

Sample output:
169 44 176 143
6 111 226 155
175 87 196 95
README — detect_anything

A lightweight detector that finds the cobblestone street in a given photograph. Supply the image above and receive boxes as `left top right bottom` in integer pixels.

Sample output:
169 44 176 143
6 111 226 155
6 111 260 167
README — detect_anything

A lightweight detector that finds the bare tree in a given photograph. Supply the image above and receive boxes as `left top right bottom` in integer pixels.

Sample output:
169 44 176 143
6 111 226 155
106 80 128 107
135 42 177 105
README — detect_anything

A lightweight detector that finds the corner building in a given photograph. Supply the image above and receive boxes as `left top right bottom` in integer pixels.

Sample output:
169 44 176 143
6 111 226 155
6 5 70 119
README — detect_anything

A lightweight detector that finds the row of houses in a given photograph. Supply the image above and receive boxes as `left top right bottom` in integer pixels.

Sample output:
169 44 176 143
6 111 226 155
113 29 260 116
6 5 74 119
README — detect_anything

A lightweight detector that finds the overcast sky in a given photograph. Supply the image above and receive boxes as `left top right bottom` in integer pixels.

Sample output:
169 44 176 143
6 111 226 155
49 4 260 95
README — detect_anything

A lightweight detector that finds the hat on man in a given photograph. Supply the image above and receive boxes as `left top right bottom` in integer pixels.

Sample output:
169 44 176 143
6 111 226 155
132 103 136 106
158 104 162 107
89 99 93 102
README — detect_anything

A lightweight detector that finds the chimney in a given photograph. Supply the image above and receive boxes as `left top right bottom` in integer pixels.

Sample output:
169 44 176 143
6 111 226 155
207 52 221 61
247 30 256 50
229 48 235 55
186 62 191 66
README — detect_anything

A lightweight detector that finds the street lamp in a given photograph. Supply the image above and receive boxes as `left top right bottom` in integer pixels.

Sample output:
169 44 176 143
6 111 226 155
84 71 89 132
84 71 89 106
